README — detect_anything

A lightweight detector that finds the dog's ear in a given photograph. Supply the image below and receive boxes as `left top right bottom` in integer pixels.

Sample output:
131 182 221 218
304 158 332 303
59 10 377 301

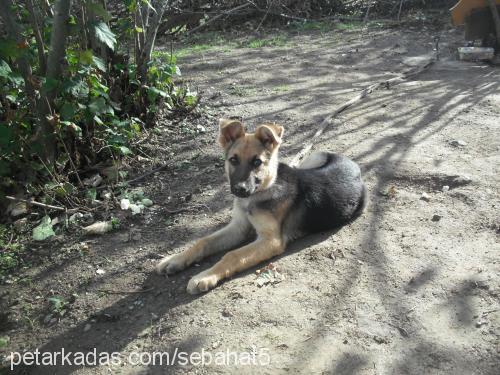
219 118 245 149
255 123 284 149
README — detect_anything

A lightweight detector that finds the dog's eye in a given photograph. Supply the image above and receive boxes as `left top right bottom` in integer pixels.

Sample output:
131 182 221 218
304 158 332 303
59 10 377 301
252 158 262 168
228 156 239 165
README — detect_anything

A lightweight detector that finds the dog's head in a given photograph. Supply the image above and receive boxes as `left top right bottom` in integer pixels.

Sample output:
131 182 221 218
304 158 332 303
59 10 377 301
218 118 283 198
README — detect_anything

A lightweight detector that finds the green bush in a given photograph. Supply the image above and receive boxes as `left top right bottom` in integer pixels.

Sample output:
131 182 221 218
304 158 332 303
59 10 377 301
0 0 196 207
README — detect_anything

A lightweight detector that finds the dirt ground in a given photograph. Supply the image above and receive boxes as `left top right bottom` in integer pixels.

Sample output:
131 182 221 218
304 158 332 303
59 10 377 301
1 23 499 374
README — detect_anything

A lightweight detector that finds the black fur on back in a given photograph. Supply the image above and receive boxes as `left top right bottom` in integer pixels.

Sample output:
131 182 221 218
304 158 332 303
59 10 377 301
255 153 366 235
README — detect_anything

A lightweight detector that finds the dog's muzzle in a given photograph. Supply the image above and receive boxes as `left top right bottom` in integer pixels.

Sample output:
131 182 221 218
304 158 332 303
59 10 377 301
231 182 252 198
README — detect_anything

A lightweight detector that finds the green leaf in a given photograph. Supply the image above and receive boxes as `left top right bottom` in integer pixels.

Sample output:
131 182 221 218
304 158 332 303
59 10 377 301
87 2 112 22
118 146 131 155
147 86 168 102
79 49 94 65
141 198 153 207
8 73 24 86
5 94 17 102
41 78 59 95
0 60 12 78
92 56 106 72
0 40 21 59
0 124 13 148
93 115 104 125
125 0 137 12
32 216 55 241
0 336 9 349
88 97 107 114
64 79 89 99
86 188 97 200
60 102 76 120
92 22 116 51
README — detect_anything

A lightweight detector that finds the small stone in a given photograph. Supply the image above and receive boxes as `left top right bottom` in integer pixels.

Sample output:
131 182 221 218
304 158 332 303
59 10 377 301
9 201 28 218
475 320 487 328
442 185 450 192
420 192 431 202
83 323 91 332
211 340 221 349
13 217 28 231
431 214 442 222
69 212 83 223
450 139 467 147
120 198 131 210
43 314 53 324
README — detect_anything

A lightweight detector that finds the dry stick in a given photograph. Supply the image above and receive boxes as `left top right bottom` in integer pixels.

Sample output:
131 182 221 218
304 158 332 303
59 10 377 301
57 133 84 188
185 3 252 36
364 0 372 23
5 195 78 213
256 2 271 32
290 60 435 167
92 287 154 296
397 0 405 22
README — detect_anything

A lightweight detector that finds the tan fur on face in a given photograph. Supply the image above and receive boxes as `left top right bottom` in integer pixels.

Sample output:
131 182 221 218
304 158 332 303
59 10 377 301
220 120 284 192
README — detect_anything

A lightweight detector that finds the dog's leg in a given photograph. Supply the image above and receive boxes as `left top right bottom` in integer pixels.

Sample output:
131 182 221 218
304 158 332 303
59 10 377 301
156 202 251 275
186 212 284 294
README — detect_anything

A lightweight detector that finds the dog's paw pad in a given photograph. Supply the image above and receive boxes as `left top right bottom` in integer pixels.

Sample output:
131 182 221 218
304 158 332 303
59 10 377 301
155 254 186 275
187 271 219 295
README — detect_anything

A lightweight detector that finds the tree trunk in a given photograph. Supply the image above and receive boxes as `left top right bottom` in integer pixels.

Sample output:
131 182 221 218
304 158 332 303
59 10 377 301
46 0 72 80
0 0 36 102
37 0 72 163
137 0 170 84
26 0 47 73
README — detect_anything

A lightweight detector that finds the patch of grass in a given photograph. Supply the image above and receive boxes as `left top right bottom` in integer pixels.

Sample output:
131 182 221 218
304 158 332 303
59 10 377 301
171 32 239 58
335 20 387 31
335 21 364 31
0 224 24 278
272 85 290 93
288 20 333 32
244 35 289 48
228 85 257 97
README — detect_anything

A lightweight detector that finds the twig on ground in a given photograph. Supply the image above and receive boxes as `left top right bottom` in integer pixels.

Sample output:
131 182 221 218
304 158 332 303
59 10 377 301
5 195 79 213
96 287 155 294
290 59 434 167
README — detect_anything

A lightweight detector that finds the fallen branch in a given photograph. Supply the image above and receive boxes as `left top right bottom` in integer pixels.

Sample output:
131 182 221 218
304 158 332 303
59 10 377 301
290 59 434 167
96 287 155 294
185 3 252 36
5 195 79 213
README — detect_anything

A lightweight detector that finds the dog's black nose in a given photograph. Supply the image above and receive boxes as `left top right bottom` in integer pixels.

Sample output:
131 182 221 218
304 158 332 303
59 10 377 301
232 183 250 197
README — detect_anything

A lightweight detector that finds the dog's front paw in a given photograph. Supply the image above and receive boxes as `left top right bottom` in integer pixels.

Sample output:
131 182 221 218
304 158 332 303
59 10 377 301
187 270 219 295
155 253 187 275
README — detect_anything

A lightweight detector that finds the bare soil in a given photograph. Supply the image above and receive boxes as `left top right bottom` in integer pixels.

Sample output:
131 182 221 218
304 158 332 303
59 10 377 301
1 23 499 374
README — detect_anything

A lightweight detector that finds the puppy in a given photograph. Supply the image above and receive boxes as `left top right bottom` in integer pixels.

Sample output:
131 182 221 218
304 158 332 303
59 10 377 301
156 119 366 294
